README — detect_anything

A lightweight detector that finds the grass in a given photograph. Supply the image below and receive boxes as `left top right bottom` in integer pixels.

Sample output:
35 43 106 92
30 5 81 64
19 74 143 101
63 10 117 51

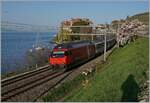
63 37 149 102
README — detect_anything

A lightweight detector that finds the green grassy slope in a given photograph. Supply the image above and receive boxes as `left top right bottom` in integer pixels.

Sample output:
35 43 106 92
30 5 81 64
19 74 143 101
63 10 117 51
64 37 149 102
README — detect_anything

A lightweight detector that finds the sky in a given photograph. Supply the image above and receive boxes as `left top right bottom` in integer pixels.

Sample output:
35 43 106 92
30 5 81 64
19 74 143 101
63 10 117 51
2 0 149 27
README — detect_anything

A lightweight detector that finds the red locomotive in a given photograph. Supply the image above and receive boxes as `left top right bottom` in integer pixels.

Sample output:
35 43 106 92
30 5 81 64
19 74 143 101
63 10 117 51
49 38 116 69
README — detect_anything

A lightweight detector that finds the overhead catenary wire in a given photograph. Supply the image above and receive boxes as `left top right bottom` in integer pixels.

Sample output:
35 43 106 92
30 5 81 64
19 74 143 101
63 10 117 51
2 21 116 62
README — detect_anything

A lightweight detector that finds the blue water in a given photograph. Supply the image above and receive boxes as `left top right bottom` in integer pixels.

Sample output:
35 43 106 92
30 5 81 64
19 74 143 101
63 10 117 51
1 31 56 73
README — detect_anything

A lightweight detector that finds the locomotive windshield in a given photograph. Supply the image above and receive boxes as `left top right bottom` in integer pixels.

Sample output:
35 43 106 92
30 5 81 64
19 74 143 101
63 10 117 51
51 51 65 57
51 50 71 58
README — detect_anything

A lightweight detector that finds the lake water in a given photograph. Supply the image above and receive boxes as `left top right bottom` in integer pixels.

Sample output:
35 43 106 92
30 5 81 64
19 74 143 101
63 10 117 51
1 31 56 73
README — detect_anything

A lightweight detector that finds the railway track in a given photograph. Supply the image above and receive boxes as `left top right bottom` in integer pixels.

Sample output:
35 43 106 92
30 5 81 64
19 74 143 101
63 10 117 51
1 65 50 87
1 40 116 102
1 65 72 102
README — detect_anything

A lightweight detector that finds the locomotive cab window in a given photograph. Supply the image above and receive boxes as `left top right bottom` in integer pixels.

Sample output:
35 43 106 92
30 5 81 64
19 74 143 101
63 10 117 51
51 51 65 57
64 51 72 56
64 51 69 56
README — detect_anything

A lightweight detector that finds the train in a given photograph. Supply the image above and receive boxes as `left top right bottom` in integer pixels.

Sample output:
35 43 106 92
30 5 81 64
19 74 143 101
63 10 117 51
49 37 116 70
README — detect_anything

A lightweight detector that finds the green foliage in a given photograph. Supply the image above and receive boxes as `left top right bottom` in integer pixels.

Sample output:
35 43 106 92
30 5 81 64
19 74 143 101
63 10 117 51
53 29 77 43
25 48 49 67
111 20 119 30
64 37 149 102
2 48 50 79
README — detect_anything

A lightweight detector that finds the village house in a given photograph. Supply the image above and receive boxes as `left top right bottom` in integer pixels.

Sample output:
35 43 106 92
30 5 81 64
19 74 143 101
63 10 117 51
61 18 93 33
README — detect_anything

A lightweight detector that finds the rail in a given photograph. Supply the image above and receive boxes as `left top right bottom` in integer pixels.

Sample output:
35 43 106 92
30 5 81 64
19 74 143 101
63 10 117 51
2 65 50 84
1 71 65 101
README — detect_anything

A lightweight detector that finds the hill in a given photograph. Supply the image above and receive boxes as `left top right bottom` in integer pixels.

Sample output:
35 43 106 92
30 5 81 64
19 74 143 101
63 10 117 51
111 12 149 30
63 37 149 102
127 12 149 25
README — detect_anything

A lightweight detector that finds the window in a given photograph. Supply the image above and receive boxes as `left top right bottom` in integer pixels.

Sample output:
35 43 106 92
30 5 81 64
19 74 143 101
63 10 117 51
65 51 72 56
51 51 65 58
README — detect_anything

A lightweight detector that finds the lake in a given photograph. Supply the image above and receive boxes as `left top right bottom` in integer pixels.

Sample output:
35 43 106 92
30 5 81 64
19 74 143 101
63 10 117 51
1 31 57 73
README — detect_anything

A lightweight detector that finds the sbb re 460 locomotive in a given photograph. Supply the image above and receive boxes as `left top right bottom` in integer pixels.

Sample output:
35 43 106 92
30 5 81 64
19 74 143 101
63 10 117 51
49 38 116 70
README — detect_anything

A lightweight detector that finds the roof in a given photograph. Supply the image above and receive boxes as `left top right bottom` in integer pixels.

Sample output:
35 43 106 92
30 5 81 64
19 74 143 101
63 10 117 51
54 40 92 49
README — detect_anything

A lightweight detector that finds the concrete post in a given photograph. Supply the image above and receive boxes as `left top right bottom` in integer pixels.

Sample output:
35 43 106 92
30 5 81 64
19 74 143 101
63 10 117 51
61 24 63 43
92 34 93 41
104 33 107 62
35 26 40 47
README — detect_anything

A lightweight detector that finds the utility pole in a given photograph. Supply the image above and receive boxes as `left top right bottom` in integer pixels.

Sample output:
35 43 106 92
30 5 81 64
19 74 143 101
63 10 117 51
104 31 107 62
61 24 63 43
35 26 40 47
117 20 120 47
92 33 93 41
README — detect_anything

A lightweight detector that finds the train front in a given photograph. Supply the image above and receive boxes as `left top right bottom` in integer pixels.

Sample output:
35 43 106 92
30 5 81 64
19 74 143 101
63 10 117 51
49 46 69 69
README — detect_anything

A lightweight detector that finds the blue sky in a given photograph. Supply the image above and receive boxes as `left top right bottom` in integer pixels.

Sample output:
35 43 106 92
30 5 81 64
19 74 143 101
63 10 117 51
2 1 149 27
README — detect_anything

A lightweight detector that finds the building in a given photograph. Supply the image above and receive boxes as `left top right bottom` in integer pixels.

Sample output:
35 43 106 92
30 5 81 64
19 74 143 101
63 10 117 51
61 18 93 33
